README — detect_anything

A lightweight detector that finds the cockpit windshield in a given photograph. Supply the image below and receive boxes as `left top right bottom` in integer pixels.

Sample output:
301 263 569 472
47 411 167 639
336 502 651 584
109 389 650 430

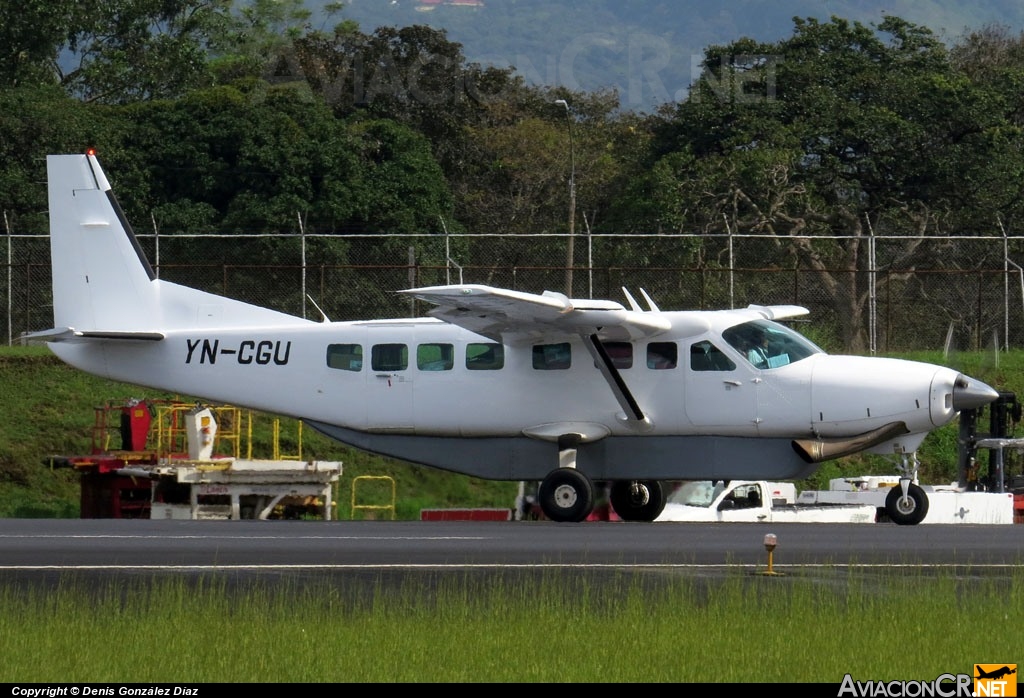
721 319 823 369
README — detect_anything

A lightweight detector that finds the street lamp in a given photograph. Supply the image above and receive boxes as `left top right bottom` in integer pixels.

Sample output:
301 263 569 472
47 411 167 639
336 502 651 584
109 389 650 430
555 99 576 297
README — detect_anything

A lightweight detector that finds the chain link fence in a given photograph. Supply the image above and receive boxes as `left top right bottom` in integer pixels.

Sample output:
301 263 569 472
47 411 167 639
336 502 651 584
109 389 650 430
6 228 1024 355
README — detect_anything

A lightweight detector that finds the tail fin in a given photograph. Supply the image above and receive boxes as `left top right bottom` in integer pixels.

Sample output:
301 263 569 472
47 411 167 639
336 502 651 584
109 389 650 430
47 153 160 334
39 153 308 340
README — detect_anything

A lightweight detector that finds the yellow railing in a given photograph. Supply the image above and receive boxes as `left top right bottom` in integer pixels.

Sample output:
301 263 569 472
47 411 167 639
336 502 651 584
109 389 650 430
351 475 396 520
91 399 308 463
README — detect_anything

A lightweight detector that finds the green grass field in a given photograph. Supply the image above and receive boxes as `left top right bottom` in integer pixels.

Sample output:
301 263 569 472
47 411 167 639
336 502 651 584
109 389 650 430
0 568 1019 682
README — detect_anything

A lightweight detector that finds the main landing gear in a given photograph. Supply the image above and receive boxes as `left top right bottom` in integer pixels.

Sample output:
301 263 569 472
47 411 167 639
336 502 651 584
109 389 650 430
538 468 594 522
537 470 668 522
536 438 667 521
535 436 668 523
609 480 666 522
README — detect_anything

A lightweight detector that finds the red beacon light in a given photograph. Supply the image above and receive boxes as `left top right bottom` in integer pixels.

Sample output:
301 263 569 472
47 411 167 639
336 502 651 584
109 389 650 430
86 148 97 156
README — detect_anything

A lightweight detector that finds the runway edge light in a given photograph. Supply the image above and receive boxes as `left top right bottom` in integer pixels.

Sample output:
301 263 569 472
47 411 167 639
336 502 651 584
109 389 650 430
758 532 784 577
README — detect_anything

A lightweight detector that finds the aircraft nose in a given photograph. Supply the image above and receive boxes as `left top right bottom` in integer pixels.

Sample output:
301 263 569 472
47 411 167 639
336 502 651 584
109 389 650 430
951 373 1000 411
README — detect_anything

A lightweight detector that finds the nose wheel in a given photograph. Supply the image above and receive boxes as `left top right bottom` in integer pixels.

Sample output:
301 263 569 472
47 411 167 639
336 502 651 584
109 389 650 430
885 481 929 525
884 453 930 525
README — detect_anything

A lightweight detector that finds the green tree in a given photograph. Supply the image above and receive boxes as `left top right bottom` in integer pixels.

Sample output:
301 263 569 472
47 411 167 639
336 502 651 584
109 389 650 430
208 0 316 85
948 24 1024 230
0 1 87 89
0 86 117 232
640 16 1018 351
445 86 636 294
293 24 522 177
0 1 319 103
92 80 452 320
59 0 237 103
118 82 451 237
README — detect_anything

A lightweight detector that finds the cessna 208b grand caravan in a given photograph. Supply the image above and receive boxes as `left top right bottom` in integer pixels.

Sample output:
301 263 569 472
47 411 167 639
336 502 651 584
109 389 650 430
29 153 1000 523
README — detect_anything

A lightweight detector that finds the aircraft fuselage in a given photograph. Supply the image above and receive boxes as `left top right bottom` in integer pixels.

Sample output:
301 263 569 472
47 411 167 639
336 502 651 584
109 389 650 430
50 312 965 481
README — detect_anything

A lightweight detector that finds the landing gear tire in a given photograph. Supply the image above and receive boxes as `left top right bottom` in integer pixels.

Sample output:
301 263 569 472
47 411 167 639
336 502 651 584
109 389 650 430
885 483 929 525
538 469 595 522
610 480 666 522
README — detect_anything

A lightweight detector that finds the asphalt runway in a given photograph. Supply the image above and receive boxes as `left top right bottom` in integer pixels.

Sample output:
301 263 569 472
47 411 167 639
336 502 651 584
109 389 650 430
0 518 1021 594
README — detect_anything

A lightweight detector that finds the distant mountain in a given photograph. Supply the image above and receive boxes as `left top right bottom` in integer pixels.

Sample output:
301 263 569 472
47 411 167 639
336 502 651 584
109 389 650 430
320 1 1024 112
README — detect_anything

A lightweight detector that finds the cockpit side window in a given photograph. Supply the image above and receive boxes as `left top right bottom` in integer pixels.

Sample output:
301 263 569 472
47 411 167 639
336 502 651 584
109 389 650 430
722 319 823 369
689 340 736 371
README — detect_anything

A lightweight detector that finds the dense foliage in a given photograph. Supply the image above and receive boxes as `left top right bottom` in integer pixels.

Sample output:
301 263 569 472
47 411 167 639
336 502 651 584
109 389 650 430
4 4 1024 344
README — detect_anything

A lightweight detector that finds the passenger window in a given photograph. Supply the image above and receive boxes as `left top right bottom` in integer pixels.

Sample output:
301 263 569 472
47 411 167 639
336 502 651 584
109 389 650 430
647 342 677 369
689 340 736 372
326 343 362 371
602 341 633 369
371 343 408 371
466 342 504 370
417 343 454 371
533 342 571 370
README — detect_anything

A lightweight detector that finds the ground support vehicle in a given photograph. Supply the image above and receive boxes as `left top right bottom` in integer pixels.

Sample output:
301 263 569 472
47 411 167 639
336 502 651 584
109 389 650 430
654 480 879 523
45 399 341 520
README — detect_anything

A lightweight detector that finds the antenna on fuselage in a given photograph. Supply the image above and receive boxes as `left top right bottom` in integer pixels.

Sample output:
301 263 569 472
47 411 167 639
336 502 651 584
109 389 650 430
306 294 330 322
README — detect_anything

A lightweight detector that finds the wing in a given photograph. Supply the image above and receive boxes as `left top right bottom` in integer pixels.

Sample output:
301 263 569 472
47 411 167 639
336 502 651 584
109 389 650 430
399 284 671 343
744 304 809 321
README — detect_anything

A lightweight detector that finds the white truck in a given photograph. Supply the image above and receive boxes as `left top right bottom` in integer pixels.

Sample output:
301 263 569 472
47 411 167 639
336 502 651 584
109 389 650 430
655 480 878 523
797 476 1016 524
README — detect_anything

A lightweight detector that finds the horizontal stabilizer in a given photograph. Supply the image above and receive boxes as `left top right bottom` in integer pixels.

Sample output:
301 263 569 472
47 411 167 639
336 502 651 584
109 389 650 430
22 327 164 343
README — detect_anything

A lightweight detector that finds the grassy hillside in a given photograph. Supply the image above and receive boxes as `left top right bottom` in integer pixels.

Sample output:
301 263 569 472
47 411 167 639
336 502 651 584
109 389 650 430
1 345 1021 519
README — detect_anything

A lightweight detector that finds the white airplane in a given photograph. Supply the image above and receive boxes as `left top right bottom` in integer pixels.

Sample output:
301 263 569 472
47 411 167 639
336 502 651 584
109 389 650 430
28 152 1000 524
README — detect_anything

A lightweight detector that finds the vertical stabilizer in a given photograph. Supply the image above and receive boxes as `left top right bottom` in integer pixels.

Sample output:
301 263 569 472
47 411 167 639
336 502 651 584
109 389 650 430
45 153 310 335
47 153 159 333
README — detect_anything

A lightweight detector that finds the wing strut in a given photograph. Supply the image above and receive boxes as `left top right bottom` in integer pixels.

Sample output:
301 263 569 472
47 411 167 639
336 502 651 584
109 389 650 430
582 334 652 431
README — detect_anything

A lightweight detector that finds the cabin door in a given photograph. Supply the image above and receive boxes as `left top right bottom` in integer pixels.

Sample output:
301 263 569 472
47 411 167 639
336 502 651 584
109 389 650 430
364 334 414 432
683 339 759 431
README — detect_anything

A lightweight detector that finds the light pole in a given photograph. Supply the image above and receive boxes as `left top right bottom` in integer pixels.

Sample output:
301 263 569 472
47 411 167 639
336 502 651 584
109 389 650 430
555 99 576 297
